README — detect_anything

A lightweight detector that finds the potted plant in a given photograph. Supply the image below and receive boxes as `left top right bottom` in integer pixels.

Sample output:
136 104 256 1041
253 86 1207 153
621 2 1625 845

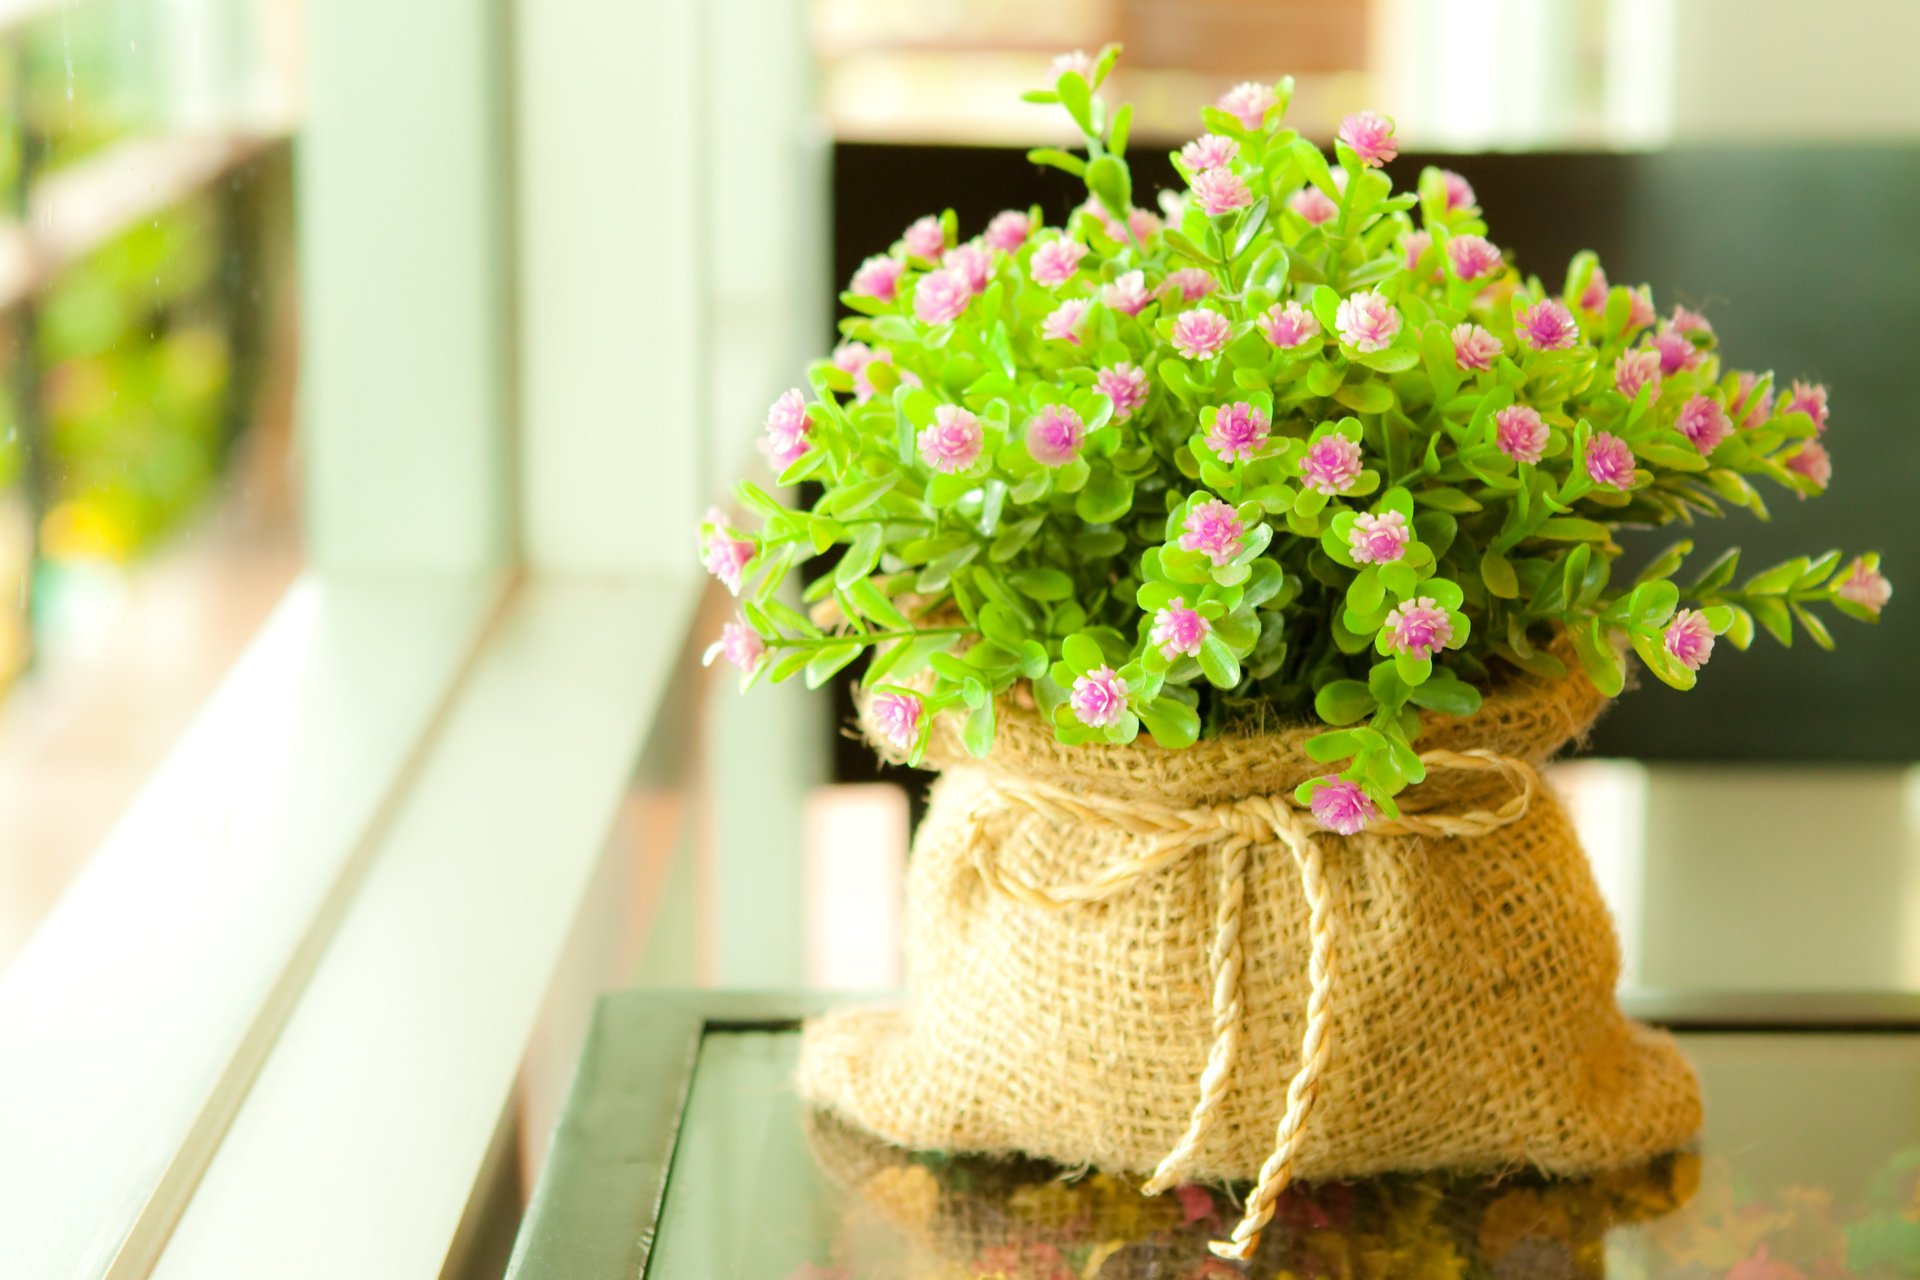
698 48 1891 1260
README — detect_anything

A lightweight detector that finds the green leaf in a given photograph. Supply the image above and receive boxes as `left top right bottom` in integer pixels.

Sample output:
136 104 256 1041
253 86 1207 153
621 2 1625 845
1741 556 1810 596
834 523 885 589
1162 229 1219 266
1007 568 1075 601
1479 548 1519 599
1334 382 1394 414
825 471 900 518
1140 697 1200 749
1108 102 1133 155
1791 602 1835 650
1314 679 1376 725
847 579 913 630
1749 595 1794 646
1407 675 1482 717
1055 71 1093 132
1061 632 1105 674
1197 634 1241 689
962 699 996 758
1571 618 1626 697
1630 627 1696 692
1535 517 1610 542
1075 470 1134 523
804 643 862 689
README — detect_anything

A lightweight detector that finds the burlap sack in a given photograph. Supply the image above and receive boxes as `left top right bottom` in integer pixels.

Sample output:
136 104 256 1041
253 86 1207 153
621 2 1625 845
797 666 1702 1257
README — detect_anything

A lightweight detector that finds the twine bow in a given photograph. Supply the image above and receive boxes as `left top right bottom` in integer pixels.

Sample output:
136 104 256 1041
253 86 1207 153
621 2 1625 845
961 747 1541 1260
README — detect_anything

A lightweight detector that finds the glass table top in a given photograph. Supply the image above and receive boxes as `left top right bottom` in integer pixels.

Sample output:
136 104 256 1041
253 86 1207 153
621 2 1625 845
648 1030 1920 1280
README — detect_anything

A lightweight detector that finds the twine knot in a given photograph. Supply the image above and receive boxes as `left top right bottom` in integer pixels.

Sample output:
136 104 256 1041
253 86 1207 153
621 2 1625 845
961 746 1541 1260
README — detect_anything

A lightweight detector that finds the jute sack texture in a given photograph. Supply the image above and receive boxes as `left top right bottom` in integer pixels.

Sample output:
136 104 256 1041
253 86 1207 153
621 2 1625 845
797 667 1701 1257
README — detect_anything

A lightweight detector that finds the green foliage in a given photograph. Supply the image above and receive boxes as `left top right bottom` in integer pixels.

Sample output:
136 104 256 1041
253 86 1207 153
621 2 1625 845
698 47 1888 807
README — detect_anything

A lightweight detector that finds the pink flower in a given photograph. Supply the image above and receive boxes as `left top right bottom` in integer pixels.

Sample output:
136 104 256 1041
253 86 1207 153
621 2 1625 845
704 619 765 673
1494 405 1549 464
1171 307 1231 359
1402 230 1432 273
700 512 755 595
1180 134 1239 171
1206 400 1271 462
1578 266 1610 312
1348 510 1410 564
1663 609 1715 671
1301 435 1365 495
1786 440 1832 490
1041 298 1090 344
1217 81 1278 130
1516 299 1580 351
1676 394 1732 454
1668 305 1713 336
1029 239 1087 287
1128 207 1163 242
1025 404 1086 466
1070 665 1131 727
1730 371 1775 429
1173 1183 1216 1225
913 268 972 325
1383 596 1455 658
983 209 1032 252
850 254 904 302
918 404 984 473
1337 110 1397 166
1334 289 1401 351
1050 49 1094 79
1784 380 1829 431
1105 269 1151 316
1446 234 1503 281
1310 777 1378 835
1191 166 1252 216
1627 286 1656 331
832 340 896 403
870 691 924 750
942 243 993 293
1613 348 1663 401
1288 186 1338 225
1150 598 1211 658
1439 169 1477 212
902 215 946 260
1585 430 1635 489
1162 267 1215 302
1452 323 1502 371
762 388 813 466
1096 362 1150 421
1259 301 1320 349
1837 557 1892 615
1178 497 1246 565
1651 326 1699 375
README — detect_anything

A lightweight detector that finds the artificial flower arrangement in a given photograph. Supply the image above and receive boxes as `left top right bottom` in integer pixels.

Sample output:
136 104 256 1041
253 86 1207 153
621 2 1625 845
706 45 1893 1261
700 48 1890 829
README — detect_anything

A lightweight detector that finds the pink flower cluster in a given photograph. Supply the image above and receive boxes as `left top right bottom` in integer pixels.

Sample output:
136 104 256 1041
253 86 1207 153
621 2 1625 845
1302 435 1364 495
1494 406 1548 464
1446 234 1502 281
1206 401 1271 462
705 618 765 673
1105 269 1150 316
1334 289 1400 351
1171 308 1231 360
700 509 754 595
1217 82 1277 131
1452 323 1502 371
1676 395 1732 455
1029 239 1087 287
1663 610 1714 672
917 404 983 473
1585 431 1636 489
1348 510 1410 564
1336 111 1397 167
1288 186 1337 225
1516 299 1580 351
762 388 812 466
1150 598 1210 659
1070 665 1130 727
1838 558 1892 615
1026 404 1086 466
1096 362 1150 421
1042 298 1089 344
1178 498 1246 565
1190 167 1252 216
1383 597 1454 659
1259 301 1319 349
1310 778 1377 835
869 691 923 750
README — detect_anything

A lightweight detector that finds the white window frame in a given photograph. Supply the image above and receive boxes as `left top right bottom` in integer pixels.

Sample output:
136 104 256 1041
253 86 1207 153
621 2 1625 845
0 1 823 1275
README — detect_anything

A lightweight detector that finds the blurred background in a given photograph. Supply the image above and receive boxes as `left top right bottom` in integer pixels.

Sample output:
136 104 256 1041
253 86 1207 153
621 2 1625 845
0 0 1916 989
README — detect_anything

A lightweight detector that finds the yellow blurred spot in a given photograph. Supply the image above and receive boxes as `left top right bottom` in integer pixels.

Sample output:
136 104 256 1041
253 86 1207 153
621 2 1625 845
42 499 134 561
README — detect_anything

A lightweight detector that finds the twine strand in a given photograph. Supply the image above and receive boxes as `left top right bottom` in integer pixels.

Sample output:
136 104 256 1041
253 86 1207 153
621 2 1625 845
961 746 1540 1260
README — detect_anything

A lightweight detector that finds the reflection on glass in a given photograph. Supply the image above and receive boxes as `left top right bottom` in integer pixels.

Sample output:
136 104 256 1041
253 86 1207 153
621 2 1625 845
651 1031 1920 1279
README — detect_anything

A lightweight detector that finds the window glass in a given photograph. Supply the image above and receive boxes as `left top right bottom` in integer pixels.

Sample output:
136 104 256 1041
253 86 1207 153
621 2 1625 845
0 0 299 970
